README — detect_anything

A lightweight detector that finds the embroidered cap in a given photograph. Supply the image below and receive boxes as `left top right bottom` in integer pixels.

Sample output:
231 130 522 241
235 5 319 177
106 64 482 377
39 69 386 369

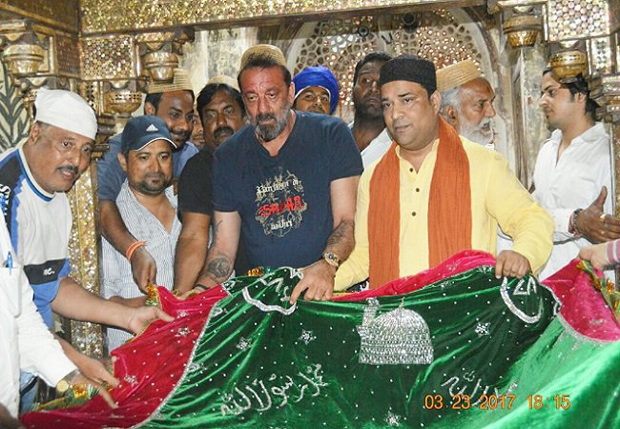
121 115 176 152
379 54 437 95
240 44 287 70
436 59 481 93
147 68 194 94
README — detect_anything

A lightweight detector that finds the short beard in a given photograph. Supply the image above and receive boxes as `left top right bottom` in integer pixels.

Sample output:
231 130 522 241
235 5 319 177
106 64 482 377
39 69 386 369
459 117 494 146
133 173 169 196
353 93 383 121
252 99 291 142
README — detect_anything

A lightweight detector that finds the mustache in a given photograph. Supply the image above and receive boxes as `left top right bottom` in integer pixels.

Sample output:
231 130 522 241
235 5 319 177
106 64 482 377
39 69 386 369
144 172 166 181
255 113 277 124
213 126 234 140
170 128 190 140
58 165 78 175
474 118 493 131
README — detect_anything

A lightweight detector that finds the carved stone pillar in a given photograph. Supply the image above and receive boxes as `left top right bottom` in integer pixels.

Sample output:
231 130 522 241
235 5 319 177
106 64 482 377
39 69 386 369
0 19 80 117
182 27 258 91
0 18 109 355
136 29 194 86
498 5 547 187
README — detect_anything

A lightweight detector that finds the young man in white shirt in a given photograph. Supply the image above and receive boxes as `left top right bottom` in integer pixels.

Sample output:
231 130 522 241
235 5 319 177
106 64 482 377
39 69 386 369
533 69 620 279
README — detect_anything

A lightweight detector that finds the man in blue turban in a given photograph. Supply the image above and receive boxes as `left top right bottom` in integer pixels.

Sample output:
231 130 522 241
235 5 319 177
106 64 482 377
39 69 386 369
292 66 339 115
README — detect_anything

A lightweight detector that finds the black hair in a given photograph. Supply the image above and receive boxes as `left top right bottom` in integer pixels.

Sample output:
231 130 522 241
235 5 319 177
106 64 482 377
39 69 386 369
237 57 291 90
543 68 597 120
145 90 195 112
353 52 393 86
196 83 245 124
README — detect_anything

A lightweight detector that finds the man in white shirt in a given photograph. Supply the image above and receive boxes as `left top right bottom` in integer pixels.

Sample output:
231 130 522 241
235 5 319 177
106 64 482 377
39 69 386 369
101 116 181 350
349 52 393 167
533 69 620 279
0 208 115 421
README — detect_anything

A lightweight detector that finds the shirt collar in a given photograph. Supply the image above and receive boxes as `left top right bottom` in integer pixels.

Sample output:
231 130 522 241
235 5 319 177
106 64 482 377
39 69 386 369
120 180 177 210
17 146 55 201
394 138 440 160
548 122 607 147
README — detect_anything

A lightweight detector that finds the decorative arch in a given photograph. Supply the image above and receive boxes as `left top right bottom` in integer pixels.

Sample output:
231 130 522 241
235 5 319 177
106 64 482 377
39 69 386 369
286 10 494 120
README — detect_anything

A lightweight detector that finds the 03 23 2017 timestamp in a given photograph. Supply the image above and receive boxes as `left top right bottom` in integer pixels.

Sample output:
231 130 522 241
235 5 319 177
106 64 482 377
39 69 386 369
423 394 572 411
423 394 516 410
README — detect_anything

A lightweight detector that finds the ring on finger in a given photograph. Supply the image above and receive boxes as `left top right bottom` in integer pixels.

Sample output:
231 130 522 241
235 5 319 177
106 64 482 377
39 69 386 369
600 213 606 221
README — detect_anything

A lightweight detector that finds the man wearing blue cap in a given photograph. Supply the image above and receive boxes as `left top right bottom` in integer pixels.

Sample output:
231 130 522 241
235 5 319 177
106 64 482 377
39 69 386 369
100 115 181 350
292 66 340 115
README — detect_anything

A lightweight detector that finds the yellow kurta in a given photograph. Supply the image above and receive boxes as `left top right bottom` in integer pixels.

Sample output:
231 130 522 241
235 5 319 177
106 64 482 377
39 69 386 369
335 137 554 291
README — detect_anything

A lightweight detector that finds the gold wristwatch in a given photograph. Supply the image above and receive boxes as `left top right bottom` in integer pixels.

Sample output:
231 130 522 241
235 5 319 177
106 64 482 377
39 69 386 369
56 369 80 395
322 252 341 269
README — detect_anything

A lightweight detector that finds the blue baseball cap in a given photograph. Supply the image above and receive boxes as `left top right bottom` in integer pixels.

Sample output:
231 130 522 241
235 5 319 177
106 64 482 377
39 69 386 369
120 115 176 152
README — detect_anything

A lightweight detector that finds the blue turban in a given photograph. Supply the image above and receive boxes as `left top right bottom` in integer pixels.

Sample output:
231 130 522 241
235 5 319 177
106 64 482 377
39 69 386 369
292 66 339 115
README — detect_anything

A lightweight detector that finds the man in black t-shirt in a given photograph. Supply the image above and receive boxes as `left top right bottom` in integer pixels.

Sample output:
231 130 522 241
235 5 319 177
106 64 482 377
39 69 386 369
192 45 363 303
174 77 247 293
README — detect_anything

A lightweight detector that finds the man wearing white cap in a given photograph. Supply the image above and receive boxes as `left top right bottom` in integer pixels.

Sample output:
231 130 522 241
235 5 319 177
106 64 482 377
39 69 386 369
98 69 197 293
437 59 497 149
0 88 172 410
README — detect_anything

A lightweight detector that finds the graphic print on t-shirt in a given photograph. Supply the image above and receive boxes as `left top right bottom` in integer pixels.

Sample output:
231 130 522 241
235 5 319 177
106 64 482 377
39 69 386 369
255 167 307 238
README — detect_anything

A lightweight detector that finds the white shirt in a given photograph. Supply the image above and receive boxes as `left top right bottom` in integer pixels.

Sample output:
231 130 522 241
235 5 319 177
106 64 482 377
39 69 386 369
101 182 181 350
349 122 393 168
532 123 613 280
0 212 75 417
0 147 72 329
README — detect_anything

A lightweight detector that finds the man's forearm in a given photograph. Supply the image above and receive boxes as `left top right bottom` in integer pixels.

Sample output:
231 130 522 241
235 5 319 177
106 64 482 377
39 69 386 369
109 295 147 308
57 335 83 365
195 251 233 288
174 235 208 293
325 219 355 262
100 200 136 254
53 278 131 330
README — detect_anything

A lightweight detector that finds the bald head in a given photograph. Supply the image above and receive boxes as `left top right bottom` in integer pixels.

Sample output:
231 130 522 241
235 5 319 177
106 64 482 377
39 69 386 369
440 77 496 146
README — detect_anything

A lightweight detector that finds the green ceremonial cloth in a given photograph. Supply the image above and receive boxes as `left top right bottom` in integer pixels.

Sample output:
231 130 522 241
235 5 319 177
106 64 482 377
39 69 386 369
136 265 616 428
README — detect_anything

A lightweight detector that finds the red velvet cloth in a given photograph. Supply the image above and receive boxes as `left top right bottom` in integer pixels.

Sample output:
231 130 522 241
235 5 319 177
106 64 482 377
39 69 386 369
542 258 620 341
22 287 227 429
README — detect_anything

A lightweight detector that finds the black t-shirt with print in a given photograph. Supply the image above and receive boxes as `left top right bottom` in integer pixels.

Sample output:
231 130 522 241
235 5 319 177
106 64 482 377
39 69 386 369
213 111 363 269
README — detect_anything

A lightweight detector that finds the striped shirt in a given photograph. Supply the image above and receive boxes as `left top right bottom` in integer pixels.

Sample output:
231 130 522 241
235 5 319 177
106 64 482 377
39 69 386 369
100 181 181 350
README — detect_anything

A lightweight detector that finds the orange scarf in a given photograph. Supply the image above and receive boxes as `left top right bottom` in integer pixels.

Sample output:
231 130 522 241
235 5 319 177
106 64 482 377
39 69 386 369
368 117 472 288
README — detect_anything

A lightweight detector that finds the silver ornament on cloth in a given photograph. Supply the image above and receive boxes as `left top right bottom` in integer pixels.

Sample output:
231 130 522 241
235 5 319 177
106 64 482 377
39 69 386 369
357 298 434 365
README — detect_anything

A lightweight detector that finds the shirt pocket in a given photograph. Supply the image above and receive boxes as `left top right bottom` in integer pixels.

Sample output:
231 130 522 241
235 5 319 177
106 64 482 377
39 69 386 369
0 263 23 316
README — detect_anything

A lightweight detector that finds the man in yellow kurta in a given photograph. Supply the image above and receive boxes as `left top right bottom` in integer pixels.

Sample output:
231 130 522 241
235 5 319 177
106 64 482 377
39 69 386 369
335 55 553 291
